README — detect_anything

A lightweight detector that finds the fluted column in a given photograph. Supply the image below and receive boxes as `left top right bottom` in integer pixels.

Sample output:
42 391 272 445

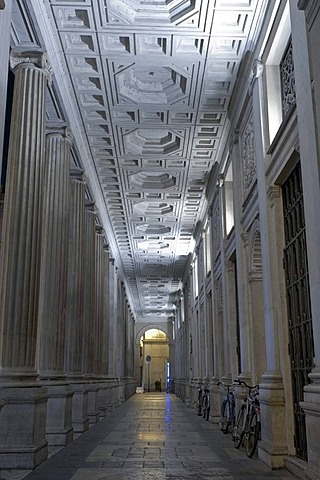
95 226 108 417
65 167 89 435
105 253 117 411
83 201 100 423
37 124 73 449
0 49 50 380
82 201 96 377
108 257 116 378
0 48 50 469
95 225 104 377
38 125 71 379
65 167 85 378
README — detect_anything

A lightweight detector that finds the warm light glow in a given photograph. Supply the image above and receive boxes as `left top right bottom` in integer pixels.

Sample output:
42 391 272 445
144 328 167 340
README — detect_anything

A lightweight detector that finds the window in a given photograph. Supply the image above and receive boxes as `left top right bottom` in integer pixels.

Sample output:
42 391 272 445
204 222 211 275
264 1 293 144
224 162 234 236
192 256 199 299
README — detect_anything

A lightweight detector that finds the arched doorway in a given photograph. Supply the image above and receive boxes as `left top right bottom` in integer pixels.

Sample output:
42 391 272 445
138 328 170 392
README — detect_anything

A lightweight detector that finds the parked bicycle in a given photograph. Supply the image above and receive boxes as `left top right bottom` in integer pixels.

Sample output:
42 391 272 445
201 385 210 421
218 381 235 434
197 383 204 416
233 380 261 458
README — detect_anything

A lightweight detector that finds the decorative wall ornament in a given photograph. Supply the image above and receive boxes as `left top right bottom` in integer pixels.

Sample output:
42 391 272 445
213 200 221 259
280 38 296 118
241 113 256 198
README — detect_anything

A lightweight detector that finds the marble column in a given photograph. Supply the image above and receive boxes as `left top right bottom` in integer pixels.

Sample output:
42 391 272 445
0 48 50 468
106 255 117 411
83 201 100 423
65 167 89 436
37 124 73 450
95 225 107 417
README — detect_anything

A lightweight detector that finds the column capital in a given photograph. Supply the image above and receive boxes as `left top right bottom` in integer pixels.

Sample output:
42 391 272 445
249 59 264 96
95 224 104 235
46 123 73 144
85 199 95 211
70 166 85 181
10 46 52 84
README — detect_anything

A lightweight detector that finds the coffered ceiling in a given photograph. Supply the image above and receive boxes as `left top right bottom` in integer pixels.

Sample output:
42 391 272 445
12 0 267 323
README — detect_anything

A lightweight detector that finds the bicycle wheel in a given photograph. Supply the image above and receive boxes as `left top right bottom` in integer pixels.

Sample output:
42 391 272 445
220 399 229 433
205 398 210 421
233 406 245 449
246 412 260 458
202 396 208 419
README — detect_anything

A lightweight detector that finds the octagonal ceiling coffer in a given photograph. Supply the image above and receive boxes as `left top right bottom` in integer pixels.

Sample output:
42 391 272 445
116 65 188 105
106 0 196 24
124 129 181 154
133 201 173 215
137 224 171 235
138 240 169 250
129 172 176 190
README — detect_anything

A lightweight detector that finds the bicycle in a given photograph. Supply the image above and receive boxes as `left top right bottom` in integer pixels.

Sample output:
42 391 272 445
233 380 261 458
217 381 235 434
201 385 210 421
197 383 204 416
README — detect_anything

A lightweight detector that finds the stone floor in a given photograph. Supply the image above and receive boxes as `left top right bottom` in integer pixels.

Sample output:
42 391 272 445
3 392 299 480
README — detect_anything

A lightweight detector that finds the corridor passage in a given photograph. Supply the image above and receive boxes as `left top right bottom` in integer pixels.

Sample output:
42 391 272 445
22 393 297 480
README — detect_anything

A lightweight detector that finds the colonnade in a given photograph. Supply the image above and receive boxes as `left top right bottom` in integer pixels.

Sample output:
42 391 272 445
0 49 136 468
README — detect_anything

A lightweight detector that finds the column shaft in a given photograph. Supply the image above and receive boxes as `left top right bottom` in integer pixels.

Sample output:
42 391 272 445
38 127 71 377
0 53 49 379
65 169 85 377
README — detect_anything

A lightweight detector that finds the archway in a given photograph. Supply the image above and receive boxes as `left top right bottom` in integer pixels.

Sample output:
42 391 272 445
136 328 170 392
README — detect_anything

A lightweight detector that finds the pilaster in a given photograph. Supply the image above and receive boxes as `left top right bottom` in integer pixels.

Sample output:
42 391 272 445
250 59 288 468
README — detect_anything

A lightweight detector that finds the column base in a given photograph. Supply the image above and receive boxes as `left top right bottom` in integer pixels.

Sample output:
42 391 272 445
70 381 89 436
0 385 48 469
258 373 289 469
105 378 117 412
44 383 74 447
87 381 100 424
97 381 108 418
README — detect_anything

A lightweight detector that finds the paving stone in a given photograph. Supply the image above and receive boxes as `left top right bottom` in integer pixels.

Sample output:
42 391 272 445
19 393 298 480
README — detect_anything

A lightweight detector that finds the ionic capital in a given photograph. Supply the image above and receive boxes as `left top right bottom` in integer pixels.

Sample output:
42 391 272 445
10 47 52 84
46 124 73 145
